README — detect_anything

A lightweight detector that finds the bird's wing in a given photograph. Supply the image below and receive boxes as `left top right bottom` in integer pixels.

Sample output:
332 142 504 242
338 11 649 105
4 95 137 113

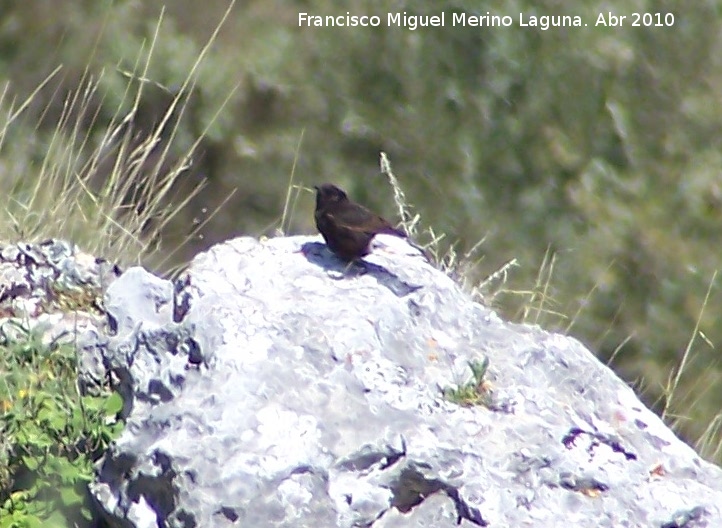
326 211 389 234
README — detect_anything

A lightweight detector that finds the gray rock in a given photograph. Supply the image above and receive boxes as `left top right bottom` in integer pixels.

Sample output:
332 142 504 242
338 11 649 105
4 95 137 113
0 239 120 390
0 239 119 323
90 235 722 527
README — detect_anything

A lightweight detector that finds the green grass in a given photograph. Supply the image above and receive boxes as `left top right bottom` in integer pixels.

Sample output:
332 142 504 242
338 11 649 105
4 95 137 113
442 358 492 408
0 3 238 272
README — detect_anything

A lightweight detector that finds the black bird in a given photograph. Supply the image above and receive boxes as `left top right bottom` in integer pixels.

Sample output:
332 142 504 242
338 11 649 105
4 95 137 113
314 183 406 261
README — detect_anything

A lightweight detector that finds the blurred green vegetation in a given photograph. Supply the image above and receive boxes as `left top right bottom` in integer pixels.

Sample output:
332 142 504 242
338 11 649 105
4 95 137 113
0 0 720 462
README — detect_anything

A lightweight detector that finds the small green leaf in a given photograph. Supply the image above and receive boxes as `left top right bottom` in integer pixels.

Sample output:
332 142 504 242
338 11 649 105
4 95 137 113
60 485 83 507
70 407 86 431
22 455 40 470
81 395 104 412
43 510 71 528
26 431 55 449
468 357 489 381
49 413 68 433
104 392 124 415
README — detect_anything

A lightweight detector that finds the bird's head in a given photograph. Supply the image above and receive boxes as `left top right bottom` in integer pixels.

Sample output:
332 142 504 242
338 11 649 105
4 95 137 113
314 183 348 208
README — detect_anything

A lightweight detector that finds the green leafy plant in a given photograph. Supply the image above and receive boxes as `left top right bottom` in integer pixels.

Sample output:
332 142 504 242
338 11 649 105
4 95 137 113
0 325 123 527
442 357 492 408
